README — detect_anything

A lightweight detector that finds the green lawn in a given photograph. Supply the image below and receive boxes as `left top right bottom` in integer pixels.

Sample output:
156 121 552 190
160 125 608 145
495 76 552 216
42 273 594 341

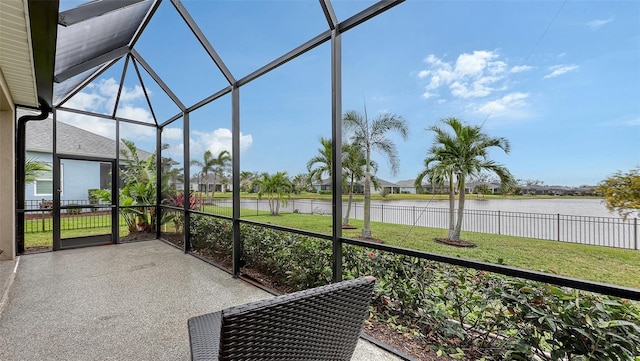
25 214 130 248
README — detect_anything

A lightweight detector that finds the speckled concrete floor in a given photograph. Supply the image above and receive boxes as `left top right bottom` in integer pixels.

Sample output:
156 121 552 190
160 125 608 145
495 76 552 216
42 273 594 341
0 240 402 361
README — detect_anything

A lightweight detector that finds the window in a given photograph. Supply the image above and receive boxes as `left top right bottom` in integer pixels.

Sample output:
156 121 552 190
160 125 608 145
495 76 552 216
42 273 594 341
34 164 62 196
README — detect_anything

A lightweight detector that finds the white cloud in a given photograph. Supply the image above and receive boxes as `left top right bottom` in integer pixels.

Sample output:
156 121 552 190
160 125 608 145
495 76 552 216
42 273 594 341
190 128 253 161
455 50 498 76
417 50 529 100
65 77 152 122
164 142 184 160
510 65 534 73
120 122 155 140
543 64 579 79
162 127 183 140
421 91 436 99
117 105 154 123
587 17 613 29
65 91 106 111
476 92 530 118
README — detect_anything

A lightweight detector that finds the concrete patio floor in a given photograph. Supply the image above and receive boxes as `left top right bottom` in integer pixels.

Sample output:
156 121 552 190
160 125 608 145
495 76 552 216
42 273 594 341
0 240 402 361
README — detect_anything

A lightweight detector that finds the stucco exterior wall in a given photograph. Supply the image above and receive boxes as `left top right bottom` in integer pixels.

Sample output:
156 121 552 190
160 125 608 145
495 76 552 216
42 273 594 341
0 80 15 260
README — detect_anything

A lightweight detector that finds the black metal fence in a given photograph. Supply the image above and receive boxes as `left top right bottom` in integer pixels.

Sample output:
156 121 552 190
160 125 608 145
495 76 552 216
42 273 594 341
204 199 638 250
25 198 639 250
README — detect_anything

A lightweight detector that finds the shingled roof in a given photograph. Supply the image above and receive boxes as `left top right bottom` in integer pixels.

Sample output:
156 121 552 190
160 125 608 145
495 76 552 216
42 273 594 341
20 109 153 160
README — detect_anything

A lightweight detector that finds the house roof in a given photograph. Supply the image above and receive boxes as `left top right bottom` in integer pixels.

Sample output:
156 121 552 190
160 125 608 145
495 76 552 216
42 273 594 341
20 108 152 160
396 179 432 188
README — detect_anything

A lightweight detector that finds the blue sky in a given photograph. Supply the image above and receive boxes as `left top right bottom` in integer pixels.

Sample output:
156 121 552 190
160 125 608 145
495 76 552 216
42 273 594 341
58 0 639 187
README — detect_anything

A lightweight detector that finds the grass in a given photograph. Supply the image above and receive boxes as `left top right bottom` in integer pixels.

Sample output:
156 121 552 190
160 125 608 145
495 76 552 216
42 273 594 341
25 214 131 248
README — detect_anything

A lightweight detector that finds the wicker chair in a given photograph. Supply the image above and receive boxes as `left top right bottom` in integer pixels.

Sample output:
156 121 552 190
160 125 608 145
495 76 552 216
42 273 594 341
187 276 376 361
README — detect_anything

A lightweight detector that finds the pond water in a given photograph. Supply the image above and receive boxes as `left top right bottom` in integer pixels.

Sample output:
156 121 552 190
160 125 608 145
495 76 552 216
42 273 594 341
225 197 637 248
377 198 619 218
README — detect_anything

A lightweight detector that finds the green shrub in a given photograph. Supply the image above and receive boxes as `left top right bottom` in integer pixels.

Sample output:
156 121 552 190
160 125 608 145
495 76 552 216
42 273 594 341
189 214 232 254
88 189 100 212
343 246 640 360
187 216 640 360
66 203 82 215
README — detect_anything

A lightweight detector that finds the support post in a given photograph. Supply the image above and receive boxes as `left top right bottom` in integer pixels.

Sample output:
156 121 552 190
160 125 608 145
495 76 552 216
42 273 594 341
183 111 190 252
232 86 241 277
330 28 343 283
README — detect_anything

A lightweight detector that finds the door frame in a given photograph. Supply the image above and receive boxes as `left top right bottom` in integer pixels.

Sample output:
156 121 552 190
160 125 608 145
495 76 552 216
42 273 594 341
53 154 118 250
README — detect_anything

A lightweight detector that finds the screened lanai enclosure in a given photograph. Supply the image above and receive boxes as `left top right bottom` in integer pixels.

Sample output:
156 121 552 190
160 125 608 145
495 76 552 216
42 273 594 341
9 0 640 359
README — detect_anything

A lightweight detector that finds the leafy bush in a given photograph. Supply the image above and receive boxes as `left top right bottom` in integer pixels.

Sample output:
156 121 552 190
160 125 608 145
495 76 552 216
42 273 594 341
190 214 232 254
88 189 100 212
190 216 332 291
66 203 82 215
343 246 640 360
188 216 640 360
163 192 201 232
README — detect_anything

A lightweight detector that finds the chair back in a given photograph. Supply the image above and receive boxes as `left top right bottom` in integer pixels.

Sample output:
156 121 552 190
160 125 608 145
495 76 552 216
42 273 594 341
218 276 375 360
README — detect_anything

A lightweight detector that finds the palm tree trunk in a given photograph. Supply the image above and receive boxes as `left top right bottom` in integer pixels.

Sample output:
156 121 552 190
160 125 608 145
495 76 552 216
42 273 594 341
448 174 456 239
205 173 210 204
362 171 372 238
343 176 354 226
211 172 217 200
453 176 466 240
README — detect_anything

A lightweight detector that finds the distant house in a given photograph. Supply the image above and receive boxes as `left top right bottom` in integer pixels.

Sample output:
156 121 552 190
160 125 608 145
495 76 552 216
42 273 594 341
396 179 418 194
23 112 153 207
313 177 399 194
465 181 503 194
377 179 400 195
190 174 231 193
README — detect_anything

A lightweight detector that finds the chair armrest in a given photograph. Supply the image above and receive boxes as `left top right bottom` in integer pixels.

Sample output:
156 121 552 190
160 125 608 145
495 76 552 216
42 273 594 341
188 311 222 361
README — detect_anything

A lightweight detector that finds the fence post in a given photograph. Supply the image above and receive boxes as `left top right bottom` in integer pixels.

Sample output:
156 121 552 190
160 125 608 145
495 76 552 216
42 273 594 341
413 206 416 225
381 204 384 223
635 218 638 250
497 210 501 235
256 199 259 216
557 213 560 242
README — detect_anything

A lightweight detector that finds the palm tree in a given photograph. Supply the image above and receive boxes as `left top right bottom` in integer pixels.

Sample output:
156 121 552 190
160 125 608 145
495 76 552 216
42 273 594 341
254 172 293 216
415 149 457 238
210 150 231 196
240 171 257 193
343 109 408 238
306 137 332 189
306 137 376 227
24 157 50 185
418 117 514 241
291 173 311 194
191 150 231 202
342 142 377 227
